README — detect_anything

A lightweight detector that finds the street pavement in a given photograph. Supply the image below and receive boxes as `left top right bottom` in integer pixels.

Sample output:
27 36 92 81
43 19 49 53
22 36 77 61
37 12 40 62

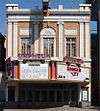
4 105 100 111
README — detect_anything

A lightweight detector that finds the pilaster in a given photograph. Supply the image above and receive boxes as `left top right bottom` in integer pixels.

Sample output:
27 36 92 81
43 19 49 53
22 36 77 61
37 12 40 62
54 37 56 57
85 22 91 59
80 22 85 58
33 22 39 54
13 22 18 57
40 37 44 54
57 21 64 58
7 22 13 57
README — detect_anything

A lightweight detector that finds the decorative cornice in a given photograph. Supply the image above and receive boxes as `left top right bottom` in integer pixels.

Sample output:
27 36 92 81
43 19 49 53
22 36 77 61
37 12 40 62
6 9 90 16
7 15 90 22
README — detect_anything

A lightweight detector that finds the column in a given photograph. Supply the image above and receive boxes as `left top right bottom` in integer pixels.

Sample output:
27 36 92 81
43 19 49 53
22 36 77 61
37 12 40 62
54 38 56 57
7 22 13 57
80 22 85 58
13 22 18 57
33 22 39 54
40 37 44 54
51 62 55 80
85 22 91 59
57 21 64 58
85 22 91 104
48 62 51 80
15 63 20 79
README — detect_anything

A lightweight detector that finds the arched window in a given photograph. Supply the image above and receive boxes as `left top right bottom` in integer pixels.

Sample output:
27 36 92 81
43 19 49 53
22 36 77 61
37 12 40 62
40 28 56 57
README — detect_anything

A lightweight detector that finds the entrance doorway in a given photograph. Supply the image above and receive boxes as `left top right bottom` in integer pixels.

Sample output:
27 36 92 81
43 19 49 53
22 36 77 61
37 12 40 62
18 83 79 107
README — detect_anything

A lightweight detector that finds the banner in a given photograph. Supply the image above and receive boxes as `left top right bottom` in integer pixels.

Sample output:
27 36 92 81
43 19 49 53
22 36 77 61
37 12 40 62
57 64 89 81
20 63 48 80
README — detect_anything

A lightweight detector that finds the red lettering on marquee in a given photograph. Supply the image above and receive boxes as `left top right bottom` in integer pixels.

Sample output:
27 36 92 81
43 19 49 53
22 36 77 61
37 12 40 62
67 65 81 76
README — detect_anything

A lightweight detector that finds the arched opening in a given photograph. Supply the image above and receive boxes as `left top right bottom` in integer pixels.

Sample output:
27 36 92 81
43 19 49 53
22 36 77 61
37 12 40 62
40 28 56 57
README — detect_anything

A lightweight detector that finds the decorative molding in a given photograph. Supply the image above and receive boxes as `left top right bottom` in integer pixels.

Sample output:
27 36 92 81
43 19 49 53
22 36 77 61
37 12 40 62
7 15 90 22
19 28 32 35
65 29 78 35
40 28 56 36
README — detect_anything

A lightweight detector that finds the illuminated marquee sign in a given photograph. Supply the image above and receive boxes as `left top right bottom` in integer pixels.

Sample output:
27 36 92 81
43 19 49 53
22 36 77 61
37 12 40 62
20 63 49 80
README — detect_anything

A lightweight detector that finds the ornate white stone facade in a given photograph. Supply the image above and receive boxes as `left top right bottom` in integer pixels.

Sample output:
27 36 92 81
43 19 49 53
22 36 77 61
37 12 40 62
6 3 91 106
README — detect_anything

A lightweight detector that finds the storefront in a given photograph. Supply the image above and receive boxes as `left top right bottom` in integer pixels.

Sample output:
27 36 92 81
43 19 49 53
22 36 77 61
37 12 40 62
7 82 79 108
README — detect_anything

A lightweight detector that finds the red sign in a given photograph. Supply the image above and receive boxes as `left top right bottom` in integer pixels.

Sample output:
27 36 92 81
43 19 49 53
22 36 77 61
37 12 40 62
67 64 81 76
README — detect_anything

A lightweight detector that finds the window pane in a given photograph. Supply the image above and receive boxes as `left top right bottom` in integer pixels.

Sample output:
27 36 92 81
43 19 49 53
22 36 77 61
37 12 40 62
72 44 76 56
66 38 76 57
66 43 70 56
44 38 54 57
21 38 31 54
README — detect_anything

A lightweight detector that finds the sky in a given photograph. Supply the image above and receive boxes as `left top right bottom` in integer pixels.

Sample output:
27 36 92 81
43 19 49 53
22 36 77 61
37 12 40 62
0 0 97 34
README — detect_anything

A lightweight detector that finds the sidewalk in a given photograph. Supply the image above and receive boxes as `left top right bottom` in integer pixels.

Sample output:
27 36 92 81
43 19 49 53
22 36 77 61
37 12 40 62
4 105 100 111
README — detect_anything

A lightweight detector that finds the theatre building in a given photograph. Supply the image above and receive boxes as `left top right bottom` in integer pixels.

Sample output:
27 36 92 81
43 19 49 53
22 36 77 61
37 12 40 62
5 2 91 108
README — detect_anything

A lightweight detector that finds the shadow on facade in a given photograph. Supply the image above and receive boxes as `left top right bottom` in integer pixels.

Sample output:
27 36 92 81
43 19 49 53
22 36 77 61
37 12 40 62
4 83 79 109
30 9 44 46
